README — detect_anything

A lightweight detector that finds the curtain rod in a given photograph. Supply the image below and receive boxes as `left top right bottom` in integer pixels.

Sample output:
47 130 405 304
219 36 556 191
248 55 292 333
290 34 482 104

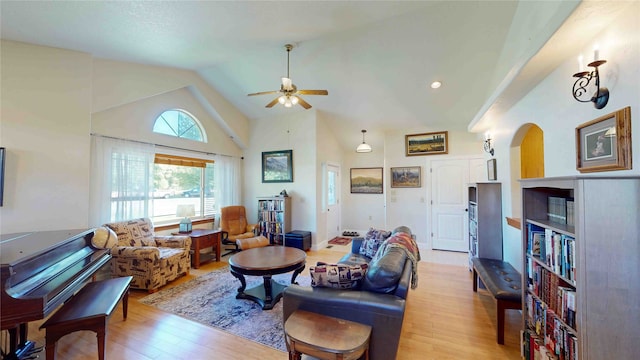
90 133 237 159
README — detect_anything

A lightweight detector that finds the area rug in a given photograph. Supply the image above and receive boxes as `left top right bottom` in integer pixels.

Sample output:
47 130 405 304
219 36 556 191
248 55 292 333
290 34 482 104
328 236 352 246
139 267 310 352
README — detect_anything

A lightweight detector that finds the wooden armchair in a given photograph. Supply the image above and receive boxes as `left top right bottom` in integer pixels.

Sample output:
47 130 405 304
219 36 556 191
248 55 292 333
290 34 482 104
104 218 191 293
220 206 267 256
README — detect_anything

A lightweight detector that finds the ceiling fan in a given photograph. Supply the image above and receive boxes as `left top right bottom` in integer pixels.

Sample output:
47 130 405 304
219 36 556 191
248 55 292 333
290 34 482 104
248 44 328 109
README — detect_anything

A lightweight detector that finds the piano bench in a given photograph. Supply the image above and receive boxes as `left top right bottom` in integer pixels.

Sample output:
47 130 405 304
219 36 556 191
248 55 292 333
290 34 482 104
40 276 133 360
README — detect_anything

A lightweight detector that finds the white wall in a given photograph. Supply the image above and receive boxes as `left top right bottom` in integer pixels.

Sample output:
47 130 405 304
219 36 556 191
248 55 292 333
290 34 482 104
0 41 92 234
92 87 241 157
243 110 318 241
340 127 483 244
0 41 250 235
485 5 640 271
315 111 344 247
93 59 251 150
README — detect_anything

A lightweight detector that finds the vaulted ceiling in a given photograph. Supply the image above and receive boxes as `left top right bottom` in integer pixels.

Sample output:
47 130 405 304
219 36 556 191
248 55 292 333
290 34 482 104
1 1 595 150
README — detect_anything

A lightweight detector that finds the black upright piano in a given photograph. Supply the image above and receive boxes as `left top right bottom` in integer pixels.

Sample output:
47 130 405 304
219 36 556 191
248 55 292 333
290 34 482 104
1 229 111 359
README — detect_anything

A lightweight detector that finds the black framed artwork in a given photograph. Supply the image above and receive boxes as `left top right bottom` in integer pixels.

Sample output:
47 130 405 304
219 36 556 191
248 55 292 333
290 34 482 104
262 150 293 183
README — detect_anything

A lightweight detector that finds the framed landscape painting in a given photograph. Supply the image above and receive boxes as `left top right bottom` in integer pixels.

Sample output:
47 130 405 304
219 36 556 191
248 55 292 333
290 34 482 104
350 167 383 194
390 166 421 188
405 131 448 156
262 150 293 183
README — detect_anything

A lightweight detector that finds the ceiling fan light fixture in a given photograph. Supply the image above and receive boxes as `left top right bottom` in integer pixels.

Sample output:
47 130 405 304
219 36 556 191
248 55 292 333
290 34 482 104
356 129 372 153
284 97 293 107
247 43 327 110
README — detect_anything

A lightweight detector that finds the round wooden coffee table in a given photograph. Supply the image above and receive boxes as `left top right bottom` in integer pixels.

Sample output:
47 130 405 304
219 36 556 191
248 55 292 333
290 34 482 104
228 246 306 310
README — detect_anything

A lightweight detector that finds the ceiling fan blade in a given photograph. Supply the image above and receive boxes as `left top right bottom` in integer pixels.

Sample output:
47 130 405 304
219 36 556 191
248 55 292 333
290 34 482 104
297 96 312 109
297 89 328 95
248 90 278 96
265 97 280 108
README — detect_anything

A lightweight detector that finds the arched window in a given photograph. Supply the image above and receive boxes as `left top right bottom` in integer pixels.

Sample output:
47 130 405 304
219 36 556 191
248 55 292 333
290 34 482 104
153 109 205 142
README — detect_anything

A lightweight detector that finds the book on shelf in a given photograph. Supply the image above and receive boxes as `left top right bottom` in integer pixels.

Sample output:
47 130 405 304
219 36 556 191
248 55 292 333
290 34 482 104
547 196 567 224
565 199 575 226
527 223 545 256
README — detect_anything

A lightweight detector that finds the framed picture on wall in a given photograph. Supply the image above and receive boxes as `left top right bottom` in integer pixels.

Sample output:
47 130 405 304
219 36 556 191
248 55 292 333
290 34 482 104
575 106 631 173
262 150 293 183
350 167 383 194
487 158 497 181
390 166 421 188
405 131 448 156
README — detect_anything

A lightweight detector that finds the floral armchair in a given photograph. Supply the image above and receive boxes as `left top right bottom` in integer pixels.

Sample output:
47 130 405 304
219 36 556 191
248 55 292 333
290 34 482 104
104 218 191 293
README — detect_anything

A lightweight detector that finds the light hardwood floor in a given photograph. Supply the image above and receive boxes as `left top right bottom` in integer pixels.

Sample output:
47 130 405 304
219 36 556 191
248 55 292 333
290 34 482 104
17 246 522 359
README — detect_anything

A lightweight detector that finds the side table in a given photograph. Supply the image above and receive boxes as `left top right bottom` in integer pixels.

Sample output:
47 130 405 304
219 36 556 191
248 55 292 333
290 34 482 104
173 229 225 268
284 310 371 360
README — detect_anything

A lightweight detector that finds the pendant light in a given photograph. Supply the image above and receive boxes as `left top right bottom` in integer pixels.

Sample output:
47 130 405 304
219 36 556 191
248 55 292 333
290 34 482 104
356 129 372 153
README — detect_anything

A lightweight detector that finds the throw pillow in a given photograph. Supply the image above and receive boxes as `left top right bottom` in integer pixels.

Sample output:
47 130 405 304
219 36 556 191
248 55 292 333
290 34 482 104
309 263 368 289
358 227 392 258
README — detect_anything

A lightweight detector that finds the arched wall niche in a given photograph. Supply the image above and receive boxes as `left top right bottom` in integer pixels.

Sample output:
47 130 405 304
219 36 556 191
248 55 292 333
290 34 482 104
507 123 544 228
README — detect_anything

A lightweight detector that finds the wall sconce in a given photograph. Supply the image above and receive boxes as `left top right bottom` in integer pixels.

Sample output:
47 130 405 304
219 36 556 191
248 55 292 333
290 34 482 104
483 133 494 156
572 53 609 109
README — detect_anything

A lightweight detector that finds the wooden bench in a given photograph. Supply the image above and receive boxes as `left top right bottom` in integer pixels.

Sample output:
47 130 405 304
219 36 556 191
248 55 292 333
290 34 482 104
40 276 133 360
471 257 522 345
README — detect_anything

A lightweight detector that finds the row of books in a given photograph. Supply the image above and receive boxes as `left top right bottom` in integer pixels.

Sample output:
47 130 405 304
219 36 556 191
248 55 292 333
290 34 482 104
257 221 284 235
547 196 575 226
526 259 576 329
257 210 284 223
527 223 576 282
525 295 578 360
522 327 578 360
258 200 285 211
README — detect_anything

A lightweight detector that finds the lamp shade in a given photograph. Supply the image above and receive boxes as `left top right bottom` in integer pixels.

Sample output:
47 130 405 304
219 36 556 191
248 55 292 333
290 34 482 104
356 142 372 153
356 129 372 153
177 204 195 233
92 226 118 249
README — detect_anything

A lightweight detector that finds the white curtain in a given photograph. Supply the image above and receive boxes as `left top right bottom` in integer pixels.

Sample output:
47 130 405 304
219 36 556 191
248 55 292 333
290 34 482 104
89 136 155 226
213 155 242 226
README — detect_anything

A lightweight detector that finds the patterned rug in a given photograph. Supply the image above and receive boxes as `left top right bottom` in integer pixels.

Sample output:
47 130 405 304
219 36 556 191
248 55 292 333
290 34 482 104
139 267 310 352
328 236 352 246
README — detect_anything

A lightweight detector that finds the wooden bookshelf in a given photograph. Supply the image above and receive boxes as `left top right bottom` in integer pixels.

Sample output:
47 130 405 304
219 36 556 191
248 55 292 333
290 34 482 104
256 196 291 246
467 182 503 272
520 176 639 359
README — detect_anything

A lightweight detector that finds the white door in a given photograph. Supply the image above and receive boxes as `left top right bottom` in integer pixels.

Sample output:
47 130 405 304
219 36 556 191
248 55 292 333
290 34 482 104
326 164 341 240
431 159 471 251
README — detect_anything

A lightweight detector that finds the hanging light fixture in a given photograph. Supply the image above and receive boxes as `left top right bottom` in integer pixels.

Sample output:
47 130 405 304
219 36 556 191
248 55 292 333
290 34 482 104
356 130 372 153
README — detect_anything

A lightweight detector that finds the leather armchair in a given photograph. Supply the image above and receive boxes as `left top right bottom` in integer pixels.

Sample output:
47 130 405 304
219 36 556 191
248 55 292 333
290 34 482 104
219 205 261 255
104 218 191 293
